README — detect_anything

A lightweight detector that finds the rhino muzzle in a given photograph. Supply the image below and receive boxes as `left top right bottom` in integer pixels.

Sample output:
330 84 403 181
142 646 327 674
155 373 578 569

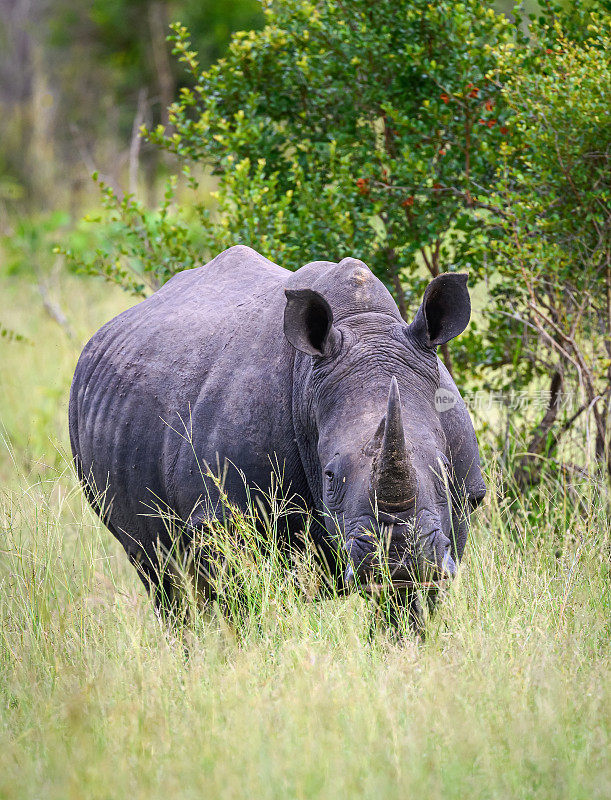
343 517 456 590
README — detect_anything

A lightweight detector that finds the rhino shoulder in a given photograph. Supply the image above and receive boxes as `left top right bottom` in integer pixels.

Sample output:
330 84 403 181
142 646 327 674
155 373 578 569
162 245 289 296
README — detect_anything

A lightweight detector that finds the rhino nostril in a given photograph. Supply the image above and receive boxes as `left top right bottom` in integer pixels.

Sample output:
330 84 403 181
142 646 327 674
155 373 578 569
442 552 457 578
430 533 456 579
440 540 456 578
343 534 375 583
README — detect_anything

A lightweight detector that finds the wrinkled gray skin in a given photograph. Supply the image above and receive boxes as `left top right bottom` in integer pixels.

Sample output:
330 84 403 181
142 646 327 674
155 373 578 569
70 246 485 616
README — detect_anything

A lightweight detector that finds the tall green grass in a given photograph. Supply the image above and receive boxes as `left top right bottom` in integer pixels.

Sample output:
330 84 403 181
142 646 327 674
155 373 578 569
0 447 608 799
0 272 609 798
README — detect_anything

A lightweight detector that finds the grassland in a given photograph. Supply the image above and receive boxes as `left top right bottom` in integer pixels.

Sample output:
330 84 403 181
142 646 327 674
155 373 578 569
0 270 609 799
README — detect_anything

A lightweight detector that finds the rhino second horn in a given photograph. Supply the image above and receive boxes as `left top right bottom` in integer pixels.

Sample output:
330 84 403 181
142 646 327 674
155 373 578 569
372 376 417 509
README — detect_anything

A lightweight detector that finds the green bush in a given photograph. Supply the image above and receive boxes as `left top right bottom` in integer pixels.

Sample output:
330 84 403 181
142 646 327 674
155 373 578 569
463 13 611 480
73 0 610 480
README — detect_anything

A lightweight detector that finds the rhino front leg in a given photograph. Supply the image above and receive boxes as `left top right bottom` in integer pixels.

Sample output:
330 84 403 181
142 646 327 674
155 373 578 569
127 506 227 625
128 545 185 623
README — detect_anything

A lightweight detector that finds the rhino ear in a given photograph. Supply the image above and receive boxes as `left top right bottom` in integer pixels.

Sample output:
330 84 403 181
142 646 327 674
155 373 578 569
409 273 471 348
284 288 340 357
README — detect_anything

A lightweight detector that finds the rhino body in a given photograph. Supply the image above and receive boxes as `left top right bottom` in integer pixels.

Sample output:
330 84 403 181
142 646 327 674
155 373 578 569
69 245 485 611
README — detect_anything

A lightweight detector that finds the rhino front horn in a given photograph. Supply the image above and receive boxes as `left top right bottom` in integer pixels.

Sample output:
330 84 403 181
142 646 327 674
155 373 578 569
372 376 417 509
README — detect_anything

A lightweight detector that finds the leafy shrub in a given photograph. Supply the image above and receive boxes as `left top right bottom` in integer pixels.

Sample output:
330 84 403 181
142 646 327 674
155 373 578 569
461 13 611 480
72 0 610 479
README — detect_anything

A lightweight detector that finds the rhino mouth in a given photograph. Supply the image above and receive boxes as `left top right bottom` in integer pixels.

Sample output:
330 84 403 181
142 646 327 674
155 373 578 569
361 576 450 595
344 560 449 593
343 520 455 593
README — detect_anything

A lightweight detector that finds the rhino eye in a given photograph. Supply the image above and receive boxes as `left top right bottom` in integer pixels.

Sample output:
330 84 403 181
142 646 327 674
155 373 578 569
324 469 335 482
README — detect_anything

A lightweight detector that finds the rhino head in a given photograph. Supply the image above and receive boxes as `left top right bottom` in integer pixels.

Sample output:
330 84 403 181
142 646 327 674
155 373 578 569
284 259 485 590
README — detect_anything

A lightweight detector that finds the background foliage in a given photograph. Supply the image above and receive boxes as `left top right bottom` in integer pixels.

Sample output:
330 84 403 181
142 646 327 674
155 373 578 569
0 0 263 212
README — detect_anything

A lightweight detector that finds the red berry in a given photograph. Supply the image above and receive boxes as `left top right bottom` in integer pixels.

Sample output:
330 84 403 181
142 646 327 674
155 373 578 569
401 196 414 208
488 119 496 128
